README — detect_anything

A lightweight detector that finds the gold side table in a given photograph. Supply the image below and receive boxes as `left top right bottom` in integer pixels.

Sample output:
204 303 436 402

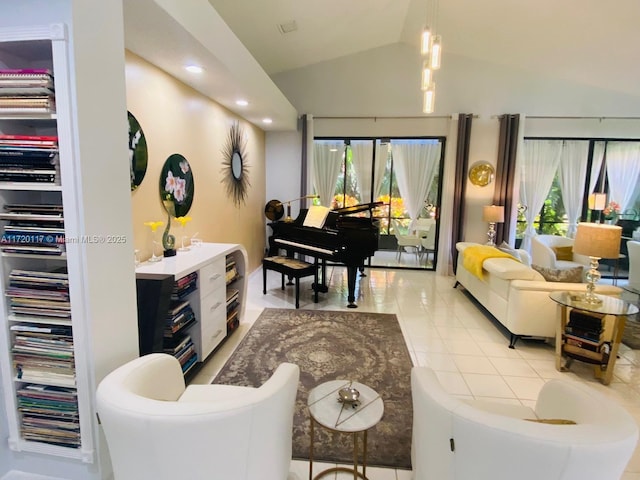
307 380 384 480
550 291 639 385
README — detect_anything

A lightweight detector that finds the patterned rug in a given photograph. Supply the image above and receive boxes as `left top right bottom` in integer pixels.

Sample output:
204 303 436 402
212 308 413 469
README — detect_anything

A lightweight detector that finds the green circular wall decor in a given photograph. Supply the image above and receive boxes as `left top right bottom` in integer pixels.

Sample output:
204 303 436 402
221 121 250 207
159 153 195 218
128 111 148 191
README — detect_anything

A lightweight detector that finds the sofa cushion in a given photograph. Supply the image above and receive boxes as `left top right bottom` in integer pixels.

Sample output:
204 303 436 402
483 258 544 281
552 246 574 261
532 265 584 283
497 241 522 262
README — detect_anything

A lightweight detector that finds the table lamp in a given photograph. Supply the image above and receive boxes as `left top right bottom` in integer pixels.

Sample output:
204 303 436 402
483 205 504 246
587 193 607 223
572 222 622 304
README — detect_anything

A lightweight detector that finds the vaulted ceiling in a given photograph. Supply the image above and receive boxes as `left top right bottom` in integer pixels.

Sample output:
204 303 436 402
123 0 640 129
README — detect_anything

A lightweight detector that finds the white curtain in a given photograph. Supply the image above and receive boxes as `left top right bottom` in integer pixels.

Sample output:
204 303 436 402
605 142 640 212
436 117 459 276
350 140 374 203
557 140 589 238
590 141 605 194
390 140 441 228
520 140 563 251
312 141 344 207
372 141 388 202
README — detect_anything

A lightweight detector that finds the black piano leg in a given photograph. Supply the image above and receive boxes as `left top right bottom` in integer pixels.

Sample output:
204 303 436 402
359 264 366 277
347 266 358 308
313 259 329 293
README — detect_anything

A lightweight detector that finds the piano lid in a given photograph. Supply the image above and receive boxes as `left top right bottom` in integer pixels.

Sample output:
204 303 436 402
332 201 384 216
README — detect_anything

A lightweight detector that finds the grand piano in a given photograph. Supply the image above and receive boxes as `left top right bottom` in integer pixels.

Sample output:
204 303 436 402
267 202 383 308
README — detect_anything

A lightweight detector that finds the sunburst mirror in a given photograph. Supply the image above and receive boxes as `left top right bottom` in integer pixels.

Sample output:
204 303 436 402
221 121 250 207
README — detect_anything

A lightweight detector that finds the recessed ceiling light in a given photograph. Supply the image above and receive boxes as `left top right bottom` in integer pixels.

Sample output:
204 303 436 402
185 65 203 74
262 118 273 124
236 99 249 106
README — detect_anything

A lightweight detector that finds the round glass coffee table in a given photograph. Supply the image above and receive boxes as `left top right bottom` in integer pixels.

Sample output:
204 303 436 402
307 380 384 480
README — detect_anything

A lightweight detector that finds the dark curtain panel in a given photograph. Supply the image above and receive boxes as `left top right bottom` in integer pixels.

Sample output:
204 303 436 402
451 114 474 271
493 114 520 245
300 114 309 197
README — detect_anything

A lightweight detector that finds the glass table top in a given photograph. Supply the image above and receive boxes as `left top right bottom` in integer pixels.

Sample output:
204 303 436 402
549 291 639 316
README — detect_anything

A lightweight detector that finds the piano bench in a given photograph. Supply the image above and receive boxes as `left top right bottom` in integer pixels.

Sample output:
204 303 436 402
262 256 318 308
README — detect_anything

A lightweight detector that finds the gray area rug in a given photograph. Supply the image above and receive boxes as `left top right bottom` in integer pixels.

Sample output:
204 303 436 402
212 308 413 469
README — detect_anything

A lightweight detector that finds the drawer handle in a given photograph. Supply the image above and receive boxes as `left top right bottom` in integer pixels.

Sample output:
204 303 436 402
210 302 222 312
211 329 223 339
209 274 221 281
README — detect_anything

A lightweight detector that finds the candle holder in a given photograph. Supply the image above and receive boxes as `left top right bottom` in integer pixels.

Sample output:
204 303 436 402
175 216 192 252
143 221 164 263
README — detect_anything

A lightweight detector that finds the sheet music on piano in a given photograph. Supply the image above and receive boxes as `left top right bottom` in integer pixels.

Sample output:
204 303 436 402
302 205 331 229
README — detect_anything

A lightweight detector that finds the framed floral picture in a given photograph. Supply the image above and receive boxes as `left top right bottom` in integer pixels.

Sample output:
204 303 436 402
128 111 148 191
159 153 194 218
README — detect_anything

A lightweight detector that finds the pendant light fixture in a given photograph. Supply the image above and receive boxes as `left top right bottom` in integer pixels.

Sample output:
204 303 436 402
420 0 442 114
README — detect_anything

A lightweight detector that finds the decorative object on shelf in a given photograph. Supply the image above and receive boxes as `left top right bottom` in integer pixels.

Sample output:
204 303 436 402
221 121 250 207
419 0 442 113
469 161 495 187
573 222 622 304
175 216 192 252
264 199 285 221
128 111 148 192
160 153 194 257
143 221 164 262
483 205 504 246
603 201 620 222
161 199 176 257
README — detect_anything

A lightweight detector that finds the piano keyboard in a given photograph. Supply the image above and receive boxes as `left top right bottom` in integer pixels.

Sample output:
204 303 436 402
274 238 336 256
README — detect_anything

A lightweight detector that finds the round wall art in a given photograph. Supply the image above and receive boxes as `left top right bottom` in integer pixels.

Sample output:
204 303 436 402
128 111 148 191
221 121 250 207
159 153 194 218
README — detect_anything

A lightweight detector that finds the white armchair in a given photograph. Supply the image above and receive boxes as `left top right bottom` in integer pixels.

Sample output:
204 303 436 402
412 366 638 480
628 240 640 289
531 234 590 269
96 353 300 480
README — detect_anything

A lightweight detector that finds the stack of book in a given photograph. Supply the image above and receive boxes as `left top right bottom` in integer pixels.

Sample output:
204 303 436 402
563 309 608 364
164 273 199 373
11 323 75 386
226 288 240 334
0 134 59 185
16 384 80 448
0 68 55 114
225 258 238 285
0 203 65 256
7 269 71 320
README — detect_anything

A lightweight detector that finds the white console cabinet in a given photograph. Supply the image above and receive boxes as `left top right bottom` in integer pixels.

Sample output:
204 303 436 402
135 243 247 363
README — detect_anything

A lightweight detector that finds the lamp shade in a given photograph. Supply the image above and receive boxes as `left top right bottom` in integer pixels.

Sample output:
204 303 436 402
573 222 622 259
483 205 504 223
588 193 607 211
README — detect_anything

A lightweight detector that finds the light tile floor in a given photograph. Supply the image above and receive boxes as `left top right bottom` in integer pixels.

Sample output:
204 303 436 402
192 265 640 480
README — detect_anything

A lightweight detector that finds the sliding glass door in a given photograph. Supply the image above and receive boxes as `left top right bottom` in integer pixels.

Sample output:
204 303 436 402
312 136 445 270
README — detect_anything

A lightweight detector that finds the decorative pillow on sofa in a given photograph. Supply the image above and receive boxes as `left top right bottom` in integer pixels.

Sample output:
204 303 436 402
532 265 583 283
497 241 521 262
552 246 574 261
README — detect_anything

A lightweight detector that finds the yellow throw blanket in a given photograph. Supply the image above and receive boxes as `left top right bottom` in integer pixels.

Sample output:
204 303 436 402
462 245 518 279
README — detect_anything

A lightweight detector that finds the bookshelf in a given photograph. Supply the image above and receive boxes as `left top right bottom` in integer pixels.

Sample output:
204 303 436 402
551 291 639 385
135 243 247 375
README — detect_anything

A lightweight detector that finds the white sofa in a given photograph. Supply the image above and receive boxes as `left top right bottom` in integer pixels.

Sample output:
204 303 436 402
411 366 639 480
455 242 621 348
96 353 300 480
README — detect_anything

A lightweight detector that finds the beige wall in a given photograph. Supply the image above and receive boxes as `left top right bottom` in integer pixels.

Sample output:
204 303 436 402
126 51 266 273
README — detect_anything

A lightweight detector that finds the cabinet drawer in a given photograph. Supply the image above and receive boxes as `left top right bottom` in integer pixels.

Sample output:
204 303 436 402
200 295 227 359
199 257 226 297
